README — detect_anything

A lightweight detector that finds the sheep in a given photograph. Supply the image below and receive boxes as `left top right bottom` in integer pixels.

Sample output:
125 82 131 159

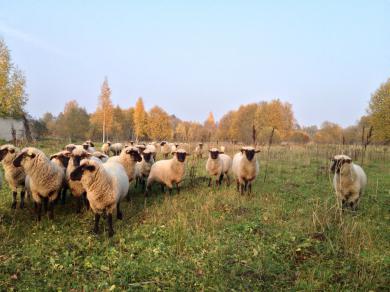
145 149 190 196
194 143 204 159
135 149 155 189
146 143 157 161
232 146 260 195
70 158 129 237
107 146 142 184
160 141 171 159
91 151 109 162
330 155 367 211
82 140 96 153
101 141 111 155
206 148 232 187
110 143 123 156
49 150 71 205
0 144 26 209
66 148 99 213
13 147 64 220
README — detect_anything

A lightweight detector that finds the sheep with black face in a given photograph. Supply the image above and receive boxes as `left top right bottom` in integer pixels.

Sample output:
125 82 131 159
331 154 367 210
70 159 129 237
13 147 64 220
206 148 232 187
145 149 190 196
107 146 142 184
101 141 111 155
0 144 26 209
232 146 260 195
135 149 155 189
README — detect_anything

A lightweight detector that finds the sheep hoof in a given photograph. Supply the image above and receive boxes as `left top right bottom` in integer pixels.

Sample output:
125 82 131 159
117 212 123 220
11 202 17 209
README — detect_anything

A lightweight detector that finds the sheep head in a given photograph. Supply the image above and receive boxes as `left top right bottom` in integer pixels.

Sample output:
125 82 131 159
142 150 153 162
173 149 190 162
330 155 352 174
125 146 142 162
71 149 91 167
209 148 220 160
50 151 71 168
70 160 96 181
13 147 40 168
0 144 18 163
241 146 260 161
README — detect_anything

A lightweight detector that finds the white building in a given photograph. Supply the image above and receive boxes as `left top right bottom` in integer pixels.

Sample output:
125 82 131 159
0 117 25 141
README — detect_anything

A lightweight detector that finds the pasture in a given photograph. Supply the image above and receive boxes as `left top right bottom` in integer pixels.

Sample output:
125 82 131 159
0 141 389 291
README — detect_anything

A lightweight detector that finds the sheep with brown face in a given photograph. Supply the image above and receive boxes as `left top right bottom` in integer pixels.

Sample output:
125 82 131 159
160 141 171 159
194 143 204 159
0 144 26 209
206 148 232 187
101 141 111 155
145 149 190 196
232 146 260 195
70 158 129 237
13 147 64 220
331 154 367 210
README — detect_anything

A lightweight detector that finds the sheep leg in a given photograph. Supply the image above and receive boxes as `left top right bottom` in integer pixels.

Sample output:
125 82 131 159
107 214 114 237
226 174 231 186
83 192 90 210
43 197 49 213
35 202 42 221
244 181 248 193
20 191 25 209
248 183 252 194
236 180 240 192
61 187 67 205
76 197 82 213
161 184 165 192
208 178 212 187
176 183 180 194
218 174 224 186
93 213 100 234
11 191 17 209
135 177 138 188
48 201 54 220
117 203 123 220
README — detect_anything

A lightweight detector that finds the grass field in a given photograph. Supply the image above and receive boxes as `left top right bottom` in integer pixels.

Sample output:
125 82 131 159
0 141 389 291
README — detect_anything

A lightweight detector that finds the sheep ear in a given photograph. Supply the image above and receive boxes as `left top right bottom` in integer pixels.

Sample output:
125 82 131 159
172 151 176 155
49 154 57 160
90 142 95 147
346 159 352 163
255 149 260 153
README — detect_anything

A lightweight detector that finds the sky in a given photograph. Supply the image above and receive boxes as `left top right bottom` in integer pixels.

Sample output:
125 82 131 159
0 0 389 127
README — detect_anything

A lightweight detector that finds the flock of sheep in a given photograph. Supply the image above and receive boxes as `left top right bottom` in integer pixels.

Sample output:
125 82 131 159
0 140 367 237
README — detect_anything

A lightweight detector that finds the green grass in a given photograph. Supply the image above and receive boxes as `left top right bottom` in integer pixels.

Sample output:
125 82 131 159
0 142 389 291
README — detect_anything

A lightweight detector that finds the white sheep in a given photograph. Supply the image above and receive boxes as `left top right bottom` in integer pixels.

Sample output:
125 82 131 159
145 149 190 196
331 155 367 211
232 146 260 194
206 148 232 187
13 147 64 220
107 146 142 184
101 141 111 155
0 144 26 208
194 143 204 159
110 143 123 156
160 141 171 159
135 149 155 189
70 158 129 237
49 150 71 205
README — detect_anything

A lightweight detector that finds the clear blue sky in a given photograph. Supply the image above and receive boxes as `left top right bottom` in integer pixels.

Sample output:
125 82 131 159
0 0 389 127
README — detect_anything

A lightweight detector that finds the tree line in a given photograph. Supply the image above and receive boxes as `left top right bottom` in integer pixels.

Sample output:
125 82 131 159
0 38 389 145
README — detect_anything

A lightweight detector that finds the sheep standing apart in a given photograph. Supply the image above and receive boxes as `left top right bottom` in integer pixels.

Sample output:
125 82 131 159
110 143 123 156
145 149 190 196
70 159 129 237
0 144 26 208
50 151 71 205
101 141 111 155
331 155 367 211
206 148 232 187
194 143 204 159
13 147 64 220
160 141 171 159
135 149 155 189
232 147 260 195
107 146 142 185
